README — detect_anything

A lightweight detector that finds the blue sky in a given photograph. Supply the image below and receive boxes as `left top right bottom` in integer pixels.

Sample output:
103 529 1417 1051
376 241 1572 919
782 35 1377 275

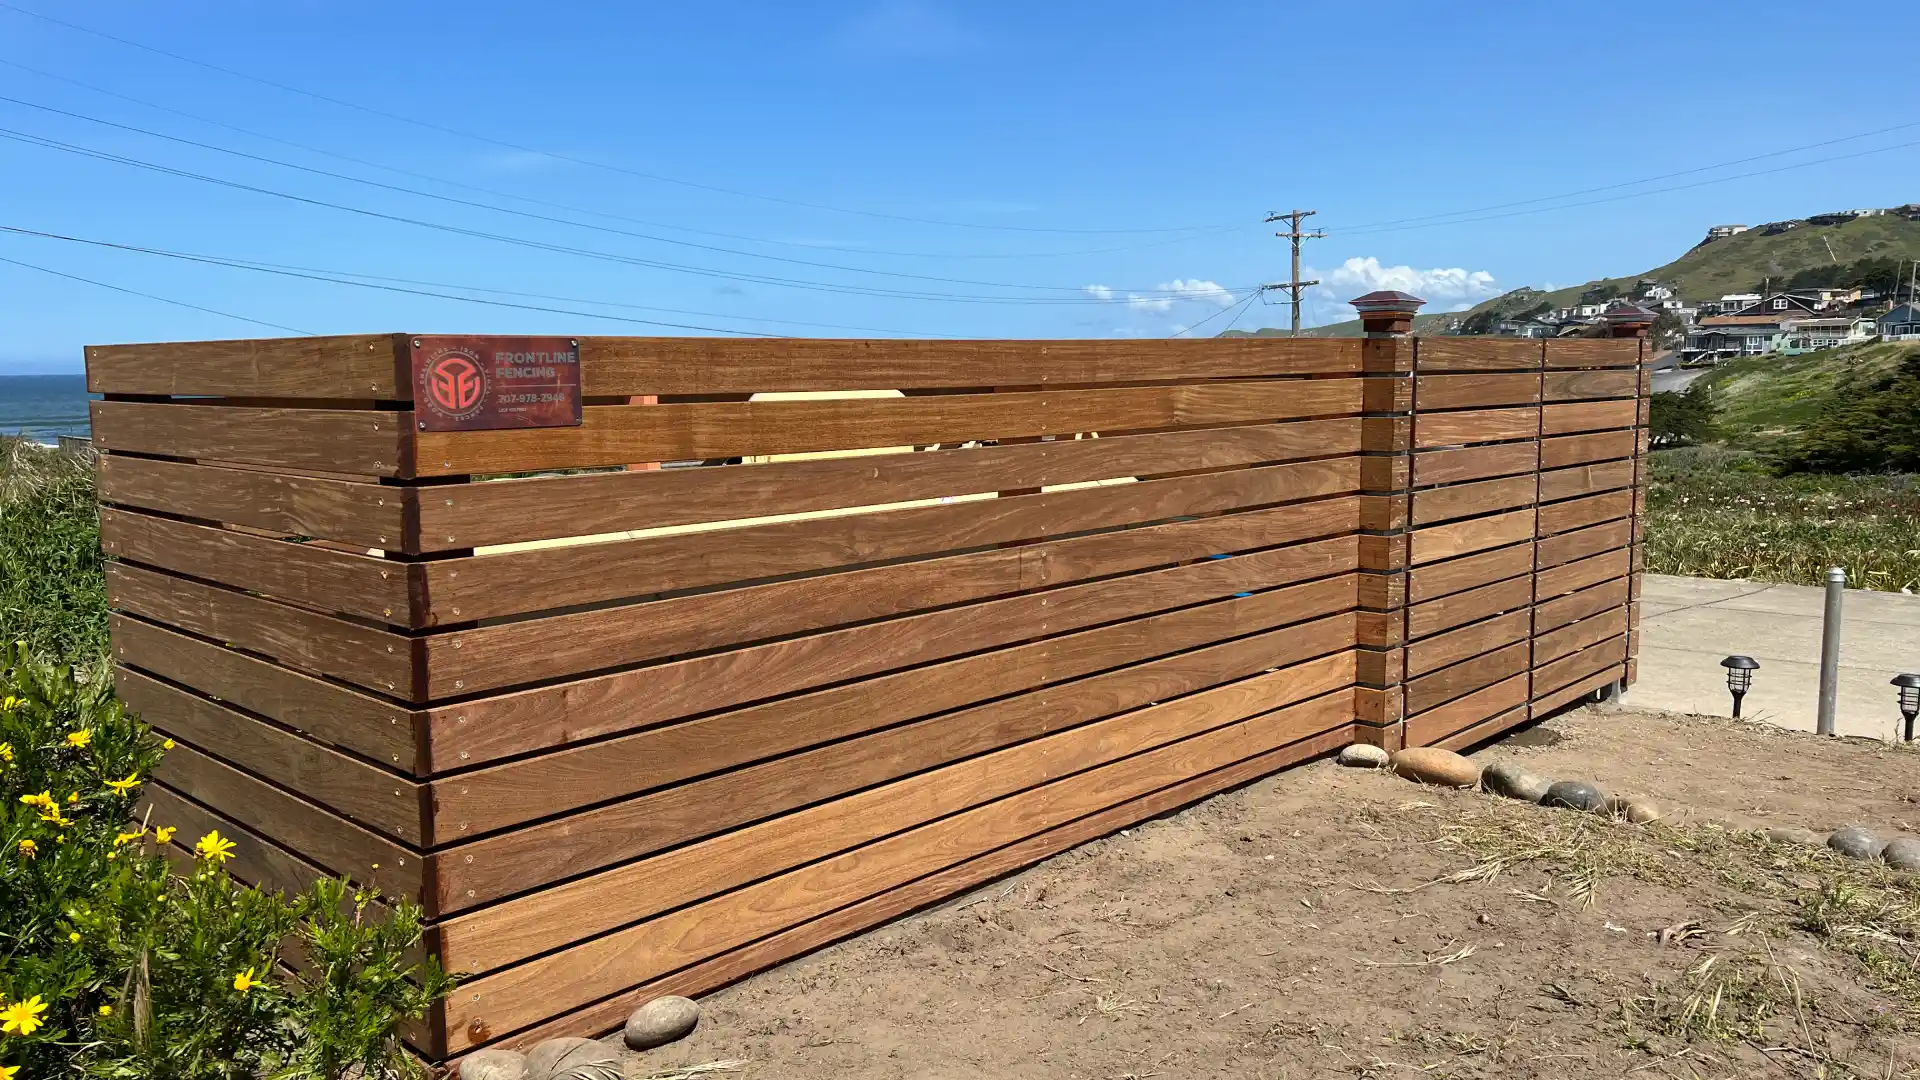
2 0 1916 373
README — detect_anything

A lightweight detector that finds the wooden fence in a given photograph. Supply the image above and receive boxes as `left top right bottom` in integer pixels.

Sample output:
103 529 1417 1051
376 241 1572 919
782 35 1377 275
87 326 1647 1059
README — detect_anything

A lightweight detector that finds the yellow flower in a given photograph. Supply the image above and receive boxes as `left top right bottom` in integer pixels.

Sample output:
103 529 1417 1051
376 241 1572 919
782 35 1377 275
1 1063 18 1080
65 793 77 804
105 852 117 861
66 729 92 749
18 791 52 810
195 830 236 864
161 738 175 751
154 826 176 845
113 829 145 847
232 967 261 994
106 773 140 795
17 839 35 859
99 1004 112 1017
67 932 79 943
0 994 47 1036
37 808 71 828
0 741 12 763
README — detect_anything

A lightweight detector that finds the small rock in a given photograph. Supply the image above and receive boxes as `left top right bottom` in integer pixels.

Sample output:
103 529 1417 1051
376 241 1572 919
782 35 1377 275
1480 761 1551 803
624 994 701 1052
1607 795 1664 824
1882 837 1920 871
525 1038 620 1080
1541 780 1608 813
1388 746 1480 788
1337 743 1390 768
1828 826 1888 861
1763 826 1826 846
459 1050 528 1080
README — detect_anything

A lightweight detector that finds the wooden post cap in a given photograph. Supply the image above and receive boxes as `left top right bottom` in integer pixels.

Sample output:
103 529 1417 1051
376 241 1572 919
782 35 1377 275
1603 301 1657 338
1349 291 1427 336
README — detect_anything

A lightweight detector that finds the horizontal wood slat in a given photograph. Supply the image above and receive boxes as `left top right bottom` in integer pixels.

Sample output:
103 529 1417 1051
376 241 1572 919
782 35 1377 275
1543 368 1638 402
1414 338 1542 372
1541 429 1637 469
1544 339 1639 369
1535 578 1630 634
1534 607 1628 665
1406 642 1529 715
1414 407 1538 449
1539 458 1635 503
1410 509 1534 565
86 334 407 397
1532 665 1625 717
1538 490 1633 536
1413 373 1539 410
1407 542 1533 604
1534 636 1628 695
1537 518 1633 570
97 455 408 551
91 401 408 476
1542 399 1639 436
1407 575 1533 640
1410 475 1536 526
1406 610 1531 679
1404 673 1529 747
1411 442 1539 488
415 380 1366 476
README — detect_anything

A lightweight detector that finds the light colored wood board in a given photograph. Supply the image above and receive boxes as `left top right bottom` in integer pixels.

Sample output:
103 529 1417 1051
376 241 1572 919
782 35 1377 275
428 527 1356 706
1410 508 1535 565
457 724 1355 1057
1361 376 1412 413
570 336 1364 394
1542 399 1639 436
1410 475 1536 527
1406 610 1532 679
1432 705 1531 753
1357 494 1407 532
1538 458 1635 504
1407 575 1533 640
428 595 1358 906
99 508 416 626
1412 372 1540 410
425 550 1357 838
1534 607 1628 665
1540 429 1636 469
1536 518 1632 570
90 401 407 477
435 654 1355 976
418 421 1358 550
1537 490 1632 537
1359 454 1409 492
1533 637 1628 697
422 457 1361 625
1535 549 1631 601
1543 368 1638 402
86 334 406 397
1414 407 1539 449
117 669 425 844
153 740 424 904
1534 578 1630 634
1411 442 1539 488
1531 665 1625 718
1352 684 1402 727
1544 339 1639 369
429 499 1359 702
97 455 409 551
1413 337 1542 373
1407 542 1532 604
427 570 1355 771
438 686 1354 1049
1406 642 1530 716
1404 672 1529 747
415 379 1365 476
106 564 417 698
1356 571 1405 610
109 614 419 772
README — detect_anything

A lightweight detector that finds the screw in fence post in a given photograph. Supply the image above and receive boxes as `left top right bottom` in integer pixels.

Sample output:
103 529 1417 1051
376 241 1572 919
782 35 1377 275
1817 566 1845 736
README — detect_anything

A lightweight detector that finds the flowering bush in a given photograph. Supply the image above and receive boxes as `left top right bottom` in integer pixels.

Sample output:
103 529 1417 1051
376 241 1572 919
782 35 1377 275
0 646 453 1079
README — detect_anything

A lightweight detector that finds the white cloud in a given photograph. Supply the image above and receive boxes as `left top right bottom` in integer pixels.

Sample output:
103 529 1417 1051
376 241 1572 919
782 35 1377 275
1318 257 1500 311
1082 284 1116 302
1083 278 1236 314
1155 279 1236 309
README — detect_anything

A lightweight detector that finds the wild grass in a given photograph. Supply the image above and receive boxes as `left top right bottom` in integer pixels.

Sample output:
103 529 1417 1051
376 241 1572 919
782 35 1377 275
1645 445 1920 593
0 435 109 661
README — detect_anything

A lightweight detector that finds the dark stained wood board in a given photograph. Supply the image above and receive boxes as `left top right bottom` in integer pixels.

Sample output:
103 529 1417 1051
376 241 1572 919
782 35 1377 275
1536 518 1633 570
90 401 409 476
97 455 410 551
1410 475 1536 527
1541 429 1637 469
1413 337 1542 372
1407 541 1533 604
85 334 408 397
1538 490 1633 537
1544 339 1640 369
1411 372 1540 410
1405 642 1530 715
1533 636 1629 696
414 379 1367 476
1536 549 1632 600
1403 673 1530 747
1543 368 1638 401
1409 509 1534 565
1534 578 1630 634
1530 664 1627 718
1407 575 1533 640
1542 399 1639 436
1539 458 1636 504
1406 610 1532 679
1534 607 1629 665
1413 407 1539 449
418 420 1361 550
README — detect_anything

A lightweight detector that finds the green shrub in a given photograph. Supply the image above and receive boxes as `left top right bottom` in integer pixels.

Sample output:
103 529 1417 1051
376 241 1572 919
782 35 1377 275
1778 349 1920 474
0 440 108 663
0 646 454 1080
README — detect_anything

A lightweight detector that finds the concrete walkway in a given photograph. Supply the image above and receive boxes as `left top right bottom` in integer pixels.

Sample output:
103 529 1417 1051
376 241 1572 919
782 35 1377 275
1627 574 1920 741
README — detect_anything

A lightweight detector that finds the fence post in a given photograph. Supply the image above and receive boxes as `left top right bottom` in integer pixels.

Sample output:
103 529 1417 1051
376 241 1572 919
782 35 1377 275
1351 291 1424 750
1605 302 1656 701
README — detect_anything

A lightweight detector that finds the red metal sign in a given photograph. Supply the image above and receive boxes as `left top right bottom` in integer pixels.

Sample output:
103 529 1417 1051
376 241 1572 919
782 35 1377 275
409 336 583 432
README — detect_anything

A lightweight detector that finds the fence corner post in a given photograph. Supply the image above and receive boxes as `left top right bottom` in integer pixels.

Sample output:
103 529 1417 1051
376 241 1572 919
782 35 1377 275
1351 291 1424 751
1604 302 1656 696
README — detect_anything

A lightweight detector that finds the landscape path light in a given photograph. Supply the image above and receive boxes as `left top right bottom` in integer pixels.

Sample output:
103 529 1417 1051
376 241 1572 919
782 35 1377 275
1894 673 1920 742
1720 655 1759 719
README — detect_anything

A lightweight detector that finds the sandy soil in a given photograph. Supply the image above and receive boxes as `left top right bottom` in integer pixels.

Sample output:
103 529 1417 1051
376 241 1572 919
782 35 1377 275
605 707 1920 1079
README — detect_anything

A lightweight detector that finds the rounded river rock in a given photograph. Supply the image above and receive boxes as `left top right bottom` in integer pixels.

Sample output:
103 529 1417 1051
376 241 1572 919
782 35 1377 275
1882 836 1920 871
525 1038 620 1080
1480 761 1550 803
1542 780 1608 813
1337 743 1390 768
624 995 701 1052
1388 747 1480 788
1828 826 1888 861
459 1050 529 1080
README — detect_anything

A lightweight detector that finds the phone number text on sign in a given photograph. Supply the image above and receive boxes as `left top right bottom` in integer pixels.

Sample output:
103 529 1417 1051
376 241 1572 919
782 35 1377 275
409 336 585 431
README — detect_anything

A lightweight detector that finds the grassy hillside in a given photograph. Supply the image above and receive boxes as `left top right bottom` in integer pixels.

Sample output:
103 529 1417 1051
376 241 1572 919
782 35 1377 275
1696 340 1919 451
1273 212 1920 337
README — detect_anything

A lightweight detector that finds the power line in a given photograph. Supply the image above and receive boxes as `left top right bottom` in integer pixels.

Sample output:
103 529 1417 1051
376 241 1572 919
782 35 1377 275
0 93 1231 295
0 224 963 337
0 126 1263 306
0 0 1236 237
0 58 1238 262
0 251 310 334
1262 209 1324 335
1170 291 1258 338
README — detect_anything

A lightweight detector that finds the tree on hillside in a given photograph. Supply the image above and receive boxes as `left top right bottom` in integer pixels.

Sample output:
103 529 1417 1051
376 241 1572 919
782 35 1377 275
1651 310 1685 350
1649 381 1718 447
1778 350 1920 473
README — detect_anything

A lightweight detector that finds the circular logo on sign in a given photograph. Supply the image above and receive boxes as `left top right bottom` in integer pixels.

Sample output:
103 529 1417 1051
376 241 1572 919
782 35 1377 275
424 349 487 420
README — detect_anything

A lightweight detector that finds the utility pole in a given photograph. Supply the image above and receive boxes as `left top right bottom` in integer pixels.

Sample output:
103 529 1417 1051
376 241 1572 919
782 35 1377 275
1263 209 1326 335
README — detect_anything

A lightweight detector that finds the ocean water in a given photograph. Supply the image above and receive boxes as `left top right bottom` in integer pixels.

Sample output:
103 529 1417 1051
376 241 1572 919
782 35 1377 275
0 374 94 442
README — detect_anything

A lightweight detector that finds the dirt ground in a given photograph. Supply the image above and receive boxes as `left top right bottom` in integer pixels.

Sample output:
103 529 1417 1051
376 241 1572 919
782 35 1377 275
610 708 1920 1079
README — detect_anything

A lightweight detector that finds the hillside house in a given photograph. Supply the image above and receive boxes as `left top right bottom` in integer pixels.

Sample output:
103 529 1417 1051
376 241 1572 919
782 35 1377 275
1706 293 1762 315
1777 316 1877 354
1706 225 1749 240
1683 314 1786 362
1882 304 1920 341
